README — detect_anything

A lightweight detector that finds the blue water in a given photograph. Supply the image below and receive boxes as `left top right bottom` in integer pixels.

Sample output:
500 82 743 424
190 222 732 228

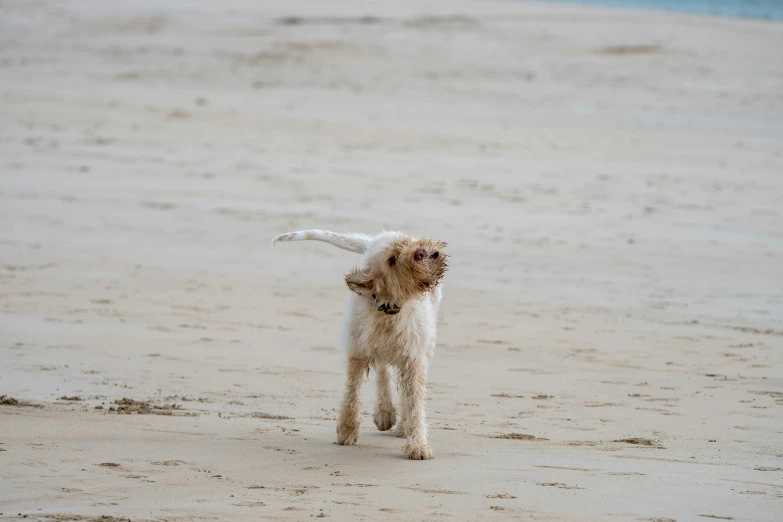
533 0 783 20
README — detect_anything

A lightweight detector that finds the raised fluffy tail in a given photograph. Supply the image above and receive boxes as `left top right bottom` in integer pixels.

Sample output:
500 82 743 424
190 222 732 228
271 230 371 254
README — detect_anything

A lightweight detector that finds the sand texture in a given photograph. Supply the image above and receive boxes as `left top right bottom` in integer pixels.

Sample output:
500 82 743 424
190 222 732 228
1 1 782 520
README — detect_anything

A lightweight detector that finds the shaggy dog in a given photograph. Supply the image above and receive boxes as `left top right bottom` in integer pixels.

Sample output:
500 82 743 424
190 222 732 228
272 230 448 460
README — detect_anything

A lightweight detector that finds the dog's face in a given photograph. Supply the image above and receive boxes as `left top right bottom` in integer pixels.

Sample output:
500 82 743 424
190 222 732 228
345 233 448 305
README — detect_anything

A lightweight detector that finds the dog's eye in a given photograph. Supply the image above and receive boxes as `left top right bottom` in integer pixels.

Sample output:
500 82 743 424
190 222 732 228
388 256 396 267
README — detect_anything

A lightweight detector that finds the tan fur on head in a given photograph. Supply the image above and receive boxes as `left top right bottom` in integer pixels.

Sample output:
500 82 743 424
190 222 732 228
344 235 448 305
344 266 376 296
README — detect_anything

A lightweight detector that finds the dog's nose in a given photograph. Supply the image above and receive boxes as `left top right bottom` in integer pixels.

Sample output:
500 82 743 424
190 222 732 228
414 247 427 261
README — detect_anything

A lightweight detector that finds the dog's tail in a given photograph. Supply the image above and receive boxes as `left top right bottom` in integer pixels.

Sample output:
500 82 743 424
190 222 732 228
271 230 371 254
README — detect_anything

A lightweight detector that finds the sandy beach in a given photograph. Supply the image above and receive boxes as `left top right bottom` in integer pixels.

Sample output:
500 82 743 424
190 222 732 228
1 0 782 520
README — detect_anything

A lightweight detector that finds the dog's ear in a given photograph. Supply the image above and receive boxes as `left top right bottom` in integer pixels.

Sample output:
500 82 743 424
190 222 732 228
345 267 375 296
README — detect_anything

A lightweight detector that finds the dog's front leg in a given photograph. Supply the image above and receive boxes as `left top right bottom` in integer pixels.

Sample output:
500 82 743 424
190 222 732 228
400 360 435 460
337 355 368 445
394 403 409 438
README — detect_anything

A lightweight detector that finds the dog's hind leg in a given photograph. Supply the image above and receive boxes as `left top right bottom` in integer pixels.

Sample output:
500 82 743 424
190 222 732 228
337 355 368 445
373 365 397 431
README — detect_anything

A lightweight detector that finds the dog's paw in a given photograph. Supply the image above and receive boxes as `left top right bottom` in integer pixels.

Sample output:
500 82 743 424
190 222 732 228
373 408 397 432
336 423 360 445
394 425 406 438
372 294 401 315
404 443 435 460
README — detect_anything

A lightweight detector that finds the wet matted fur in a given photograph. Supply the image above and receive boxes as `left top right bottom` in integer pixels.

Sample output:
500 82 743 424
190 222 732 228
272 229 448 459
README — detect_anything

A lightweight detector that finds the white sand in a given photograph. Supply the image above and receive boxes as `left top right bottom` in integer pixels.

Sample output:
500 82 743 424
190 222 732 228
1 1 782 520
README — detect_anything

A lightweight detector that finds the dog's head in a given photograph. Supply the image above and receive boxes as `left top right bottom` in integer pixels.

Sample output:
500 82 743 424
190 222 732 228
344 232 448 305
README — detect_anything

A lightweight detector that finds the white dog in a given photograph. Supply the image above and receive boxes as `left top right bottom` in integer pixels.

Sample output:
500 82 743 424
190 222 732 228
272 230 448 460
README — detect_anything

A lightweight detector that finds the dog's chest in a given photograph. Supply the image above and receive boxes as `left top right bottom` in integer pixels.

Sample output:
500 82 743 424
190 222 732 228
365 303 436 362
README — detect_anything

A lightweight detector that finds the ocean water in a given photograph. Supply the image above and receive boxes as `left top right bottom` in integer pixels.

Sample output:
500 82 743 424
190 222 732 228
533 0 783 20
